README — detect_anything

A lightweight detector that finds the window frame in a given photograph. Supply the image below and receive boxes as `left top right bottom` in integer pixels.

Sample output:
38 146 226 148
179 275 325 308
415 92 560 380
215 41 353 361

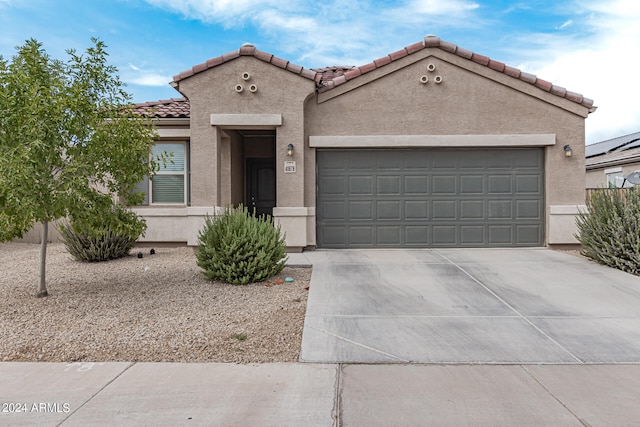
138 141 189 206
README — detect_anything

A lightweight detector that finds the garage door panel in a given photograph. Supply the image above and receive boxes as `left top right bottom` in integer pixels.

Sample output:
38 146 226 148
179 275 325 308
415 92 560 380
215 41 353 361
377 201 402 220
349 201 373 219
516 200 542 219
433 200 456 219
488 200 512 219
406 226 429 244
317 149 543 248
460 175 484 194
433 175 456 193
488 175 512 193
516 175 541 193
405 201 429 220
348 176 373 195
487 152 513 169
488 225 512 244
460 200 484 219
350 227 374 245
377 176 401 194
517 225 542 244
321 201 346 220
319 176 344 195
405 175 429 194
433 226 457 245
461 226 485 244
378 226 402 245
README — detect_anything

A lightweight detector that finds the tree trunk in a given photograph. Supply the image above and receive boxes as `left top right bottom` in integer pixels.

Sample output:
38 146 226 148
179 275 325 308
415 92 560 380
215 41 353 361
37 221 49 298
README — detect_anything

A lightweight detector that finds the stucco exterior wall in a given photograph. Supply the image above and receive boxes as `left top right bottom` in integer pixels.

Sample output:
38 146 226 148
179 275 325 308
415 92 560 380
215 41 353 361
304 49 590 246
175 56 316 249
586 161 640 188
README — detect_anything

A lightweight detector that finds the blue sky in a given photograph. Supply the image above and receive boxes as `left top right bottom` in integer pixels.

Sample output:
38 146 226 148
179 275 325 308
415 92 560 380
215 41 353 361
1 0 638 144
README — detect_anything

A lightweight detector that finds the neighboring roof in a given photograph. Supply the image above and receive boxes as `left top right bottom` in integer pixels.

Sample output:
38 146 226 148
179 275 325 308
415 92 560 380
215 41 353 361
586 146 640 169
133 98 190 118
585 131 640 158
169 35 595 111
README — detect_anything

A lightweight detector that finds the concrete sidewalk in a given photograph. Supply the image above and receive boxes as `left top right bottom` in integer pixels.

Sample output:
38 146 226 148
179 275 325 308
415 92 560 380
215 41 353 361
2 362 640 426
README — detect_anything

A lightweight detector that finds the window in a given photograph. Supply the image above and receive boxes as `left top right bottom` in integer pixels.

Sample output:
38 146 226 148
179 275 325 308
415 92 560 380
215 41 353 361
136 142 188 205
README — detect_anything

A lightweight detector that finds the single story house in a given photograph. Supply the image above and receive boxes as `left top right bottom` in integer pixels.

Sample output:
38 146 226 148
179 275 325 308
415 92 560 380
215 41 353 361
128 35 595 250
586 131 640 188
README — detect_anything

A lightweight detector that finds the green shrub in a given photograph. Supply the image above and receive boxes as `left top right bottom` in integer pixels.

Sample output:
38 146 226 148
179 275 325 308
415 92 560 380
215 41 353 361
60 203 146 262
196 205 287 285
576 188 640 274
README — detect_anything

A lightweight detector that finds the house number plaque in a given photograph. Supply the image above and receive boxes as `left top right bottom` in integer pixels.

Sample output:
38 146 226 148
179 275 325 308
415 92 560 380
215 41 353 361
284 161 296 173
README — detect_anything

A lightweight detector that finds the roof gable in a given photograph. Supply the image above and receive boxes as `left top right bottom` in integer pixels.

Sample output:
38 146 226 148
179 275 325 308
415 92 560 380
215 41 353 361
167 35 594 113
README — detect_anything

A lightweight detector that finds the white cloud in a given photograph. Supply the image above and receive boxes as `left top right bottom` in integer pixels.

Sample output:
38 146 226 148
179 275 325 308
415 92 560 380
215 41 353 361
124 63 171 87
509 0 640 143
129 73 172 86
556 19 573 29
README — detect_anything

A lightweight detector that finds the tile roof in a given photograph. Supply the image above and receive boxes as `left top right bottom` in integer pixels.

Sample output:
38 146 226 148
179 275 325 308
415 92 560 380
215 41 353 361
168 35 595 112
585 130 640 158
133 98 190 118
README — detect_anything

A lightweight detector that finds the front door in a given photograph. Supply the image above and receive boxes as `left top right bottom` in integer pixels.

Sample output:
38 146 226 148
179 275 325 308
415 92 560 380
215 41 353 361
246 158 276 217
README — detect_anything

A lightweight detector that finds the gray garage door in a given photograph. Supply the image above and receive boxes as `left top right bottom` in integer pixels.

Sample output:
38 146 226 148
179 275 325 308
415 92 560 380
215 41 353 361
316 148 544 248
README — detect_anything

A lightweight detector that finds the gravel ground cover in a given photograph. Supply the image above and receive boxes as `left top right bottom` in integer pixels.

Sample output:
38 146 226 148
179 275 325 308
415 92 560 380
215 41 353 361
0 242 310 363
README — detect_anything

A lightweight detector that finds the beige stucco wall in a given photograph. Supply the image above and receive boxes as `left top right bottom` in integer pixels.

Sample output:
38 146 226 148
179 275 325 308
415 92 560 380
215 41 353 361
305 48 590 246
586 161 640 188
175 56 316 249
137 48 590 248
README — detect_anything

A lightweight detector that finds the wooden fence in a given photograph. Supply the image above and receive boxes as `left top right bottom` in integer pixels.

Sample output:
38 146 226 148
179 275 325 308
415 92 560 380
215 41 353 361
585 188 632 203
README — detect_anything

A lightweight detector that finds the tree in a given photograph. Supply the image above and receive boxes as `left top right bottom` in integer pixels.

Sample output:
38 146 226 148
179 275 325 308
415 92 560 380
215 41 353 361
0 38 159 297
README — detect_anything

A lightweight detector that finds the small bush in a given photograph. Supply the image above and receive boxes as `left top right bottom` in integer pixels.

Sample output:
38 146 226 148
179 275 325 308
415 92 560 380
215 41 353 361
60 203 146 262
196 205 287 285
576 188 640 274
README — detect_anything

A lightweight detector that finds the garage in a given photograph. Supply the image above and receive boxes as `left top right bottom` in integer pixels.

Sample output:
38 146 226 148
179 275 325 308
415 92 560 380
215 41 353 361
316 148 544 248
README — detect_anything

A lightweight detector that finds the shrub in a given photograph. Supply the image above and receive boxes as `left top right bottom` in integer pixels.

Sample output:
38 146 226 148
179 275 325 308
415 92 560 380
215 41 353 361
60 203 146 262
196 205 287 285
576 188 640 274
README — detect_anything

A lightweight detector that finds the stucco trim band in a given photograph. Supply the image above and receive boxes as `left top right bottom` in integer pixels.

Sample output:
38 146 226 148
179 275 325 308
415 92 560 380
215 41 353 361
156 128 190 138
309 134 556 148
210 114 282 127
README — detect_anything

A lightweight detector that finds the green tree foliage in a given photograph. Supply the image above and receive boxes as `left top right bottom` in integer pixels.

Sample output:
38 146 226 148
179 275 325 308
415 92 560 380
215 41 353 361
576 189 640 274
196 206 287 285
0 38 158 296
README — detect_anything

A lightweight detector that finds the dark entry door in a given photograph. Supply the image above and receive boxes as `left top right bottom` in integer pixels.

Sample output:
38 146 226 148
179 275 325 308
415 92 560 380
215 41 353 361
246 158 276 216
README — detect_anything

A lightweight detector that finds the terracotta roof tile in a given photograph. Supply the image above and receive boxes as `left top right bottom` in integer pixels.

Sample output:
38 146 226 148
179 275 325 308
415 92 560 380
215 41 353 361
422 35 440 47
488 59 505 72
254 49 273 62
286 62 303 74
133 98 190 118
550 85 567 97
471 53 490 66
389 48 409 61
374 55 392 67
170 37 595 111
503 65 521 78
172 43 318 85
359 62 376 74
439 40 458 53
270 56 289 69
534 78 553 92
519 71 537 84
344 68 362 80
405 41 425 54
455 47 473 59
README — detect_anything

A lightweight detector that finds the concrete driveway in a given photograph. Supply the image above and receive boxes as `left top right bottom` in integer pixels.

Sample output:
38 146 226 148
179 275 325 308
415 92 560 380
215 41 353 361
300 249 640 363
